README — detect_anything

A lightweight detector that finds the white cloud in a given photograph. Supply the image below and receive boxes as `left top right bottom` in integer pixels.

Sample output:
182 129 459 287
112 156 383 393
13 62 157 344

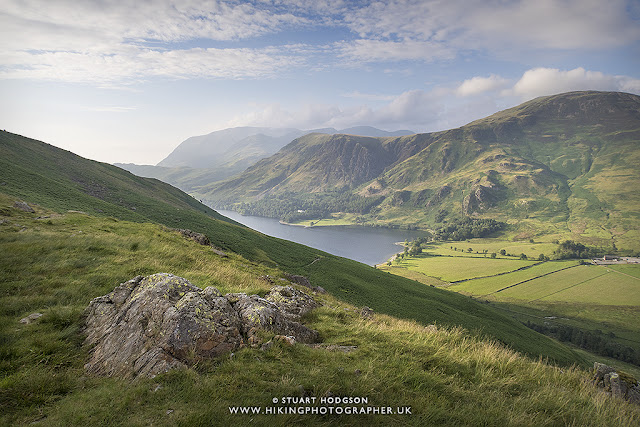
510 67 640 99
227 89 446 132
0 0 307 48
337 0 640 63
0 0 311 83
468 0 640 50
456 75 511 97
2 1 639 82
341 91 396 101
83 106 137 113
337 39 454 63
0 45 306 83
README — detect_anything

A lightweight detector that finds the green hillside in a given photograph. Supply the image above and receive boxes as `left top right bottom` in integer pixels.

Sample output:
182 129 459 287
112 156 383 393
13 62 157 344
0 130 581 366
3 201 638 425
202 91 640 251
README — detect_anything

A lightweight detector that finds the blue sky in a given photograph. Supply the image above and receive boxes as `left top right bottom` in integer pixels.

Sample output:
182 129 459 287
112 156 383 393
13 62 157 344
1 0 639 164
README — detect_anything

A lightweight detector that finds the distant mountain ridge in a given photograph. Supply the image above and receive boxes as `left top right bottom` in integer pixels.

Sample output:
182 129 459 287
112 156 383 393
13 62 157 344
201 91 640 252
117 126 415 192
157 125 415 168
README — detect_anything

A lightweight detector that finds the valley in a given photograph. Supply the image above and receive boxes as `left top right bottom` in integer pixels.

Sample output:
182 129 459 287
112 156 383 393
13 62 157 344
1 91 639 425
202 91 640 253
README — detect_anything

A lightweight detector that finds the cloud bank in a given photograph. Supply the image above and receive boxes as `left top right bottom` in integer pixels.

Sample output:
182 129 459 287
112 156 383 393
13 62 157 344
2 0 639 83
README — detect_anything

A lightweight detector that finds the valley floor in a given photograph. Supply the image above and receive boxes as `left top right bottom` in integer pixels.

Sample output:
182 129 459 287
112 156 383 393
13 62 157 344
379 238 640 378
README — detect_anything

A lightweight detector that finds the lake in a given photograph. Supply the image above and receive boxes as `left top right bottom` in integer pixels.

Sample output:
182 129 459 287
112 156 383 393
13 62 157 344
216 210 425 266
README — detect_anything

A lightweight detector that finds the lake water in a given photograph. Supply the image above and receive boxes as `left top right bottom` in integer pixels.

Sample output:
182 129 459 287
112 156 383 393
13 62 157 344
216 209 425 266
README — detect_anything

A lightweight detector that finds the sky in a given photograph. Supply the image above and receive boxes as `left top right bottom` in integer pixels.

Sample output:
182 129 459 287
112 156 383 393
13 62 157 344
1 0 640 165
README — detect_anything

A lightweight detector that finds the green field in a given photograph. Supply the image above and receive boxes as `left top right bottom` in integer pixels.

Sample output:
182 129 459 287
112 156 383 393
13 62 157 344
421 239 559 260
447 261 580 295
382 240 640 370
496 265 640 305
391 255 536 282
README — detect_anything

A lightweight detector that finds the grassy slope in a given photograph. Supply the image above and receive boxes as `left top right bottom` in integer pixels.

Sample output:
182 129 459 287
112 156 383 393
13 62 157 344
1 202 639 426
0 131 582 366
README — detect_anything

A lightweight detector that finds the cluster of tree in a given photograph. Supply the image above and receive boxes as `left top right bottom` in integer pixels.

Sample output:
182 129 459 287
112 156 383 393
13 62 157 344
232 191 385 221
551 240 603 260
403 241 423 256
434 218 505 241
526 321 640 366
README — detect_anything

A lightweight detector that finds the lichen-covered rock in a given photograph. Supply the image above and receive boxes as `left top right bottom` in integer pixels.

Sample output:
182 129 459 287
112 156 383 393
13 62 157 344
84 274 320 378
592 362 640 405
84 274 243 378
231 291 319 345
265 285 319 319
360 306 374 319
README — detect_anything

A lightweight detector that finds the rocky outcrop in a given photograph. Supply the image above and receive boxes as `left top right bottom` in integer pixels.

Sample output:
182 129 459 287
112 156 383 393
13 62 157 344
19 312 42 324
84 274 319 378
177 228 210 246
13 201 35 213
176 228 227 257
592 362 640 405
426 185 451 208
284 274 327 294
463 185 498 215
230 286 319 346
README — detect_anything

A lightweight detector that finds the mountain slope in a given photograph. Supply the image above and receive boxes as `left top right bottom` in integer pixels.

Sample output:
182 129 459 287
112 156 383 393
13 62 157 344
0 129 582 365
203 91 640 251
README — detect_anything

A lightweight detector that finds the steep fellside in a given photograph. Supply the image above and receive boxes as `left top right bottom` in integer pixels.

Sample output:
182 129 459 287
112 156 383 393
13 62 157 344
208 133 397 198
203 91 640 251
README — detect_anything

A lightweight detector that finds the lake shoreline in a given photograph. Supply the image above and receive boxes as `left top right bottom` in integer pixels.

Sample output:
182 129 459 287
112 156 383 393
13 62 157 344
214 209 425 266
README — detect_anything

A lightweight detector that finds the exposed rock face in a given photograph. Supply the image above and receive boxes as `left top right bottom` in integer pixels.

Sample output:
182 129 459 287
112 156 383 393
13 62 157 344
84 274 319 378
592 362 640 405
463 185 497 215
177 228 210 246
426 185 451 208
284 274 327 294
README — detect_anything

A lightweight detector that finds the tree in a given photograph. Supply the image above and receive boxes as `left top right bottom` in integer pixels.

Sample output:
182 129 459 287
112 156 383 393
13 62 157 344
500 249 506 256
408 244 422 256
538 253 548 261
520 253 528 260
467 248 473 253
490 252 497 259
